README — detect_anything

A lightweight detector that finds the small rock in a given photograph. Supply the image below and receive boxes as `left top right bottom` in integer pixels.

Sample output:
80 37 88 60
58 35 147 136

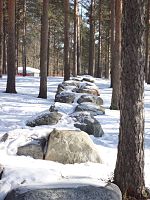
0 133 8 142
77 94 103 106
55 92 75 104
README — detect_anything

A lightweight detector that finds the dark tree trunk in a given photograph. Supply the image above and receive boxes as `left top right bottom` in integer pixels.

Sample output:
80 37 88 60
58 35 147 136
22 0 27 77
64 0 70 81
110 0 121 110
0 0 3 78
47 19 51 76
114 1 146 199
145 0 150 83
2 0 6 74
73 0 77 77
96 0 102 78
38 0 49 99
88 0 95 76
6 0 16 93
77 11 81 75
110 0 115 87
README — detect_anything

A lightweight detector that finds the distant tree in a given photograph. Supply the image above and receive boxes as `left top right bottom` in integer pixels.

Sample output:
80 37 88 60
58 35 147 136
0 0 3 78
38 0 49 99
64 0 70 81
114 1 147 199
6 0 16 93
88 0 95 76
110 0 121 110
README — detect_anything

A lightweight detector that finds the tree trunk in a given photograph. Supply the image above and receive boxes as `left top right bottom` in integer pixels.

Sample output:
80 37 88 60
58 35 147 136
110 0 121 110
77 10 81 75
38 0 49 99
73 0 77 77
114 1 146 199
96 0 102 78
145 0 150 83
2 0 6 74
88 0 95 76
6 0 16 93
47 19 51 76
22 0 27 77
110 0 115 87
0 0 3 78
64 0 70 81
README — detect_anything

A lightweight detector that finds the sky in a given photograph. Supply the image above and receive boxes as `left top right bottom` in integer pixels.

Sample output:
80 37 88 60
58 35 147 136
0 75 150 200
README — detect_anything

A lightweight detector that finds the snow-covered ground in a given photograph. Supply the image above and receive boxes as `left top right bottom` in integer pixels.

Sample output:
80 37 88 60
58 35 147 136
0 75 150 200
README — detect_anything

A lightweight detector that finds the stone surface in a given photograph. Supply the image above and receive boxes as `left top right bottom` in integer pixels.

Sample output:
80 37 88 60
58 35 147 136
75 103 105 116
72 112 104 137
4 183 122 200
45 129 102 164
0 133 8 142
26 112 62 127
75 83 100 96
0 164 4 179
77 95 103 106
17 138 46 159
55 92 75 104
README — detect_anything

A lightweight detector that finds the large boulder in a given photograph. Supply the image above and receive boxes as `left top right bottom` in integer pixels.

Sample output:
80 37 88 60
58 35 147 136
75 103 105 116
17 137 46 159
45 129 102 164
77 94 103 106
4 183 122 200
74 82 100 96
72 112 104 137
26 112 62 127
55 92 75 104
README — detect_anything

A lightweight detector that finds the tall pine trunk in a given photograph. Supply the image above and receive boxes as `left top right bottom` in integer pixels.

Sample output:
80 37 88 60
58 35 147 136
64 0 70 81
73 0 77 77
114 1 146 199
6 0 16 93
77 11 81 75
38 0 49 99
146 0 150 83
0 0 3 78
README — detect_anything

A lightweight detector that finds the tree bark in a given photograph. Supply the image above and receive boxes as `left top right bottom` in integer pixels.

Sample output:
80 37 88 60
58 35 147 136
88 0 95 76
77 9 81 75
38 0 49 99
114 1 146 199
64 0 70 81
6 0 16 93
0 0 3 78
110 0 121 110
73 0 77 77
2 0 6 74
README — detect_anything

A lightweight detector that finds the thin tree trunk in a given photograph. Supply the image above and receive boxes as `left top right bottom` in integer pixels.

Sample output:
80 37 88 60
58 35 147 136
22 0 27 76
6 0 16 93
2 0 6 74
64 0 70 81
38 0 49 99
47 19 51 76
73 0 77 77
110 0 121 110
145 0 150 83
88 0 95 76
77 11 81 75
114 0 146 198
110 0 115 87
0 0 3 78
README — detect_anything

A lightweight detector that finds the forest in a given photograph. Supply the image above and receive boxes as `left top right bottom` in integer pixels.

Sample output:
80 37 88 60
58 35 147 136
0 0 150 200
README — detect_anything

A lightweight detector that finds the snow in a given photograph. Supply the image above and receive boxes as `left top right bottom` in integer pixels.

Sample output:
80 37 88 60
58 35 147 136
0 75 150 199
18 67 40 74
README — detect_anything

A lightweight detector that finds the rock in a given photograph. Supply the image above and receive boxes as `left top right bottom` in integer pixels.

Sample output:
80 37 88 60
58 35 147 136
4 183 122 200
0 133 8 142
75 103 105 116
62 80 80 87
26 112 62 127
75 82 100 96
72 112 104 137
0 164 4 179
77 95 103 106
45 129 102 164
55 92 75 104
17 137 46 159
82 77 95 83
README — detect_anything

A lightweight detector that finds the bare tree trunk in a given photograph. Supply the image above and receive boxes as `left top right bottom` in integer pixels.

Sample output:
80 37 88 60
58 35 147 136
96 0 102 78
114 1 146 199
38 0 49 99
47 19 50 76
110 0 115 87
73 0 77 77
145 0 150 83
88 0 95 76
22 0 27 76
6 0 16 93
77 9 81 75
64 0 70 81
2 0 6 74
110 0 121 110
0 0 3 78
